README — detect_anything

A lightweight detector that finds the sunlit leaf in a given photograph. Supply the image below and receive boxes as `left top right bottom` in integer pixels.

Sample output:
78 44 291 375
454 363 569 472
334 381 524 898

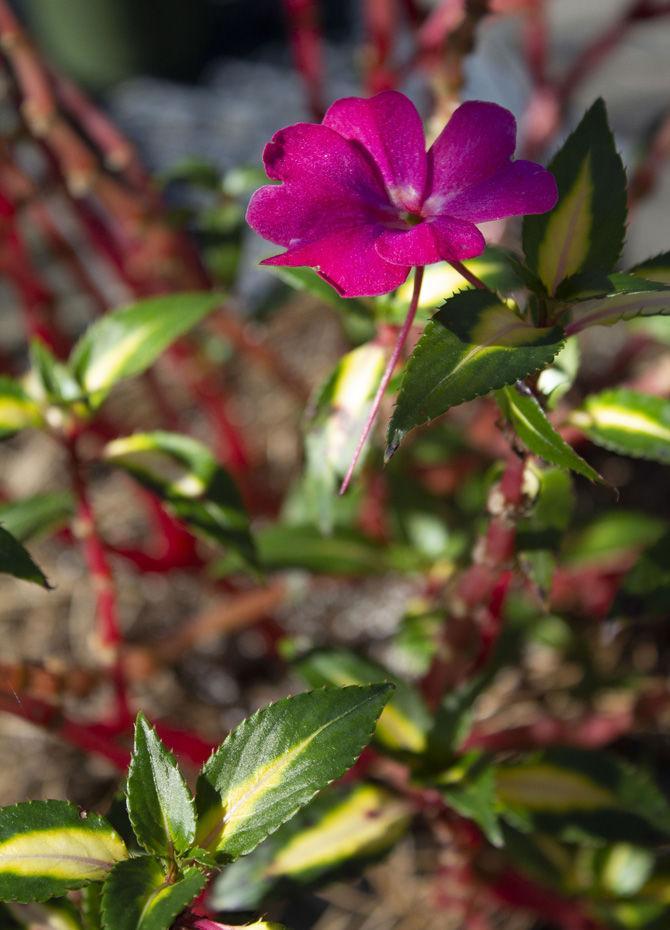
71 292 221 405
497 383 601 481
104 431 255 566
0 801 127 903
294 649 430 755
387 290 564 457
523 99 627 295
126 714 196 857
195 685 392 861
0 378 44 439
572 389 670 463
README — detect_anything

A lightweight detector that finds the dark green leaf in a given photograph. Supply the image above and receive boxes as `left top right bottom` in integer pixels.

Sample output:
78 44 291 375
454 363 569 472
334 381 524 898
101 858 205 930
70 292 221 405
104 431 255 566
294 649 430 756
194 685 393 861
523 99 627 294
387 290 564 457
127 713 196 857
572 388 670 463
0 801 127 903
0 526 51 589
497 383 601 481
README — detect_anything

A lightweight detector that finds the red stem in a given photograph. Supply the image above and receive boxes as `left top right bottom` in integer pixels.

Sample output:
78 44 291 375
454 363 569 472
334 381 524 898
66 435 131 726
339 266 425 495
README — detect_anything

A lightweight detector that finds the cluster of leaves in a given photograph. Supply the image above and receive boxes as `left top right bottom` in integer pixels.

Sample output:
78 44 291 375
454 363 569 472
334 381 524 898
3 96 670 930
0 686 391 929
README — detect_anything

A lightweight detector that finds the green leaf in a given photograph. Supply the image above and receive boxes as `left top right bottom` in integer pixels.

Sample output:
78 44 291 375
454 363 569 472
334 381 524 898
523 99 627 295
210 783 410 910
496 748 670 846
244 524 424 576
127 713 196 857
0 526 51 589
101 858 205 930
294 649 430 755
0 801 127 903
497 383 601 482
438 753 503 847
0 377 44 439
387 290 564 457
0 493 74 543
566 284 670 335
572 388 670 463
104 431 255 566
70 292 221 405
195 685 393 861
303 343 386 533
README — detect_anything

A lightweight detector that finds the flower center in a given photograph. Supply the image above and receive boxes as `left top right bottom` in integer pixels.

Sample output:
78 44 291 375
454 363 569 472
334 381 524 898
400 211 423 227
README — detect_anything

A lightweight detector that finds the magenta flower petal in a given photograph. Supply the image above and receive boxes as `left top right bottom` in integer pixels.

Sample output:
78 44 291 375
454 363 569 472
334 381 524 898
261 226 410 297
376 216 485 266
440 160 558 223
246 123 392 248
323 91 427 212
425 101 516 209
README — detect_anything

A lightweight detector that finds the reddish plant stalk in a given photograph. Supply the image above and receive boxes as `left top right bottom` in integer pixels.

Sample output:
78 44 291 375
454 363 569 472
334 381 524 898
364 0 399 93
65 435 130 726
0 692 130 770
282 0 325 119
448 259 487 290
339 266 425 495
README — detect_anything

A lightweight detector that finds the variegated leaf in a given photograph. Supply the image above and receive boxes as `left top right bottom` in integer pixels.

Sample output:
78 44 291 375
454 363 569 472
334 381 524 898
70 292 221 405
523 99 627 295
294 649 430 755
195 685 392 861
0 378 44 439
126 714 196 857
572 389 670 463
101 858 205 930
387 290 564 457
0 801 127 903
566 286 670 335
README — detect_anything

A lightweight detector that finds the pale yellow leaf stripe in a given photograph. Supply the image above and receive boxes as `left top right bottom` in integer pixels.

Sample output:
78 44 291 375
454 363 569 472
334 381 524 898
303 669 424 753
497 764 615 811
197 698 382 851
269 786 410 876
422 308 557 412
0 827 127 880
538 156 592 295
579 404 670 444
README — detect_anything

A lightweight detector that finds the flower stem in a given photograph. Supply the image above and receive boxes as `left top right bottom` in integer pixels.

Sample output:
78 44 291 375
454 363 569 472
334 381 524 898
448 259 488 290
339 266 425 495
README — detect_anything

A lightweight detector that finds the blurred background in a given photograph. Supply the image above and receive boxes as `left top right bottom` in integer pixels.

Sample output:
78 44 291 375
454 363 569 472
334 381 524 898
2 3 670 929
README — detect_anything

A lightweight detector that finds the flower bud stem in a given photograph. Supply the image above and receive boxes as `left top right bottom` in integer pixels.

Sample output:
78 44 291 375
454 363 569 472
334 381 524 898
339 265 425 495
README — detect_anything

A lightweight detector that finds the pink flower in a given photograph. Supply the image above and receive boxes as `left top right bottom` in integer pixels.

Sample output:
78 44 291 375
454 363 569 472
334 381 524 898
246 91 557 298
